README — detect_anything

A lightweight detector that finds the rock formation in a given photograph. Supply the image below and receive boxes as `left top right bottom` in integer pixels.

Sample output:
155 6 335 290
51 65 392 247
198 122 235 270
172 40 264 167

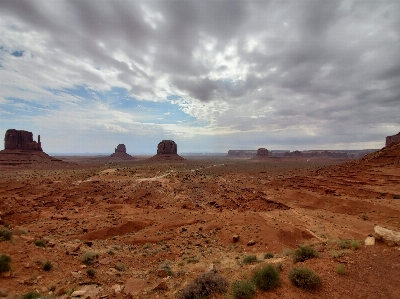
227 150 257 157
257 148 269 156
386 132 400 146
110 144 135 159
157 140 177 155
0 129 64 167
4 129 42 151
149 140 184 161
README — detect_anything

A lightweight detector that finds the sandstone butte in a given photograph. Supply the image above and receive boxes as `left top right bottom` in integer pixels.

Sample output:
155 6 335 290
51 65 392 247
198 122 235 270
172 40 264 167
148 140 184 161
109 144 135 159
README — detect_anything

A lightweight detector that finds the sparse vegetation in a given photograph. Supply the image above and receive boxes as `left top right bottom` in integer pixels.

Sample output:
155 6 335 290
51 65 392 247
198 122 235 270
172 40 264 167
87 268 96 278
338 239 360 250
243 255 258 264
231 280 257 299
115 263 125 271
177 272 228 299
43 261 53 271
283 248 292 256
293 245 319 263
264 252 274 259
288 267 322 290
251 264 280 291
186 256 200 264
34 239 46 248
335 264 347 275
22 292 40 299
0 254 11 273
81 251 99 265
393 195 400 199
0 227 13 241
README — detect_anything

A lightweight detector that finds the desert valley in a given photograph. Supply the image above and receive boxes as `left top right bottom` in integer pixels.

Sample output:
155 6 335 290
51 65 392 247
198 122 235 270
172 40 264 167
1 130 400 299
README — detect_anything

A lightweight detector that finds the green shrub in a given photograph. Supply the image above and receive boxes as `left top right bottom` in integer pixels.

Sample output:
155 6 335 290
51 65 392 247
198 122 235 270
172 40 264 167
243 255 258 264
335 264 346 275
186 256 199 264
350 240 360 250
283 248 292 256
177 272 228 299
0 227 13 241
252 264 280 291
231 280 256 299
338 239 351 249
87 268 96 278
288 267 322 290
293 245 319 263
22 292 39 299
0 254 11 273
43 261 53 271
264 252 274 259
81 252 98 265
34 239 46 248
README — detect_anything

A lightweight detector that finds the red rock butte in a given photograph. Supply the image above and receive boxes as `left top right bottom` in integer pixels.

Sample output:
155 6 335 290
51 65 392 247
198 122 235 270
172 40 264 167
149 140 184 161
110 144 135 159
0 129 63 167
386 132 400 146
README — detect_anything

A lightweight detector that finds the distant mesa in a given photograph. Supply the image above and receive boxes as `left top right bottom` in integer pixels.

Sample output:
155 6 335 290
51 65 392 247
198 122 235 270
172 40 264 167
386 132 400 146
0 129 63 167
5 129 42 151
227 150 257 158
251 148 270 160
110 144 135 159
149 140 184 161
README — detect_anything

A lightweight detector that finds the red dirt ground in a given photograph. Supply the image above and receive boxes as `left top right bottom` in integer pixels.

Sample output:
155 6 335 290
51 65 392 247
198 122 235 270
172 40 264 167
0 144 400 298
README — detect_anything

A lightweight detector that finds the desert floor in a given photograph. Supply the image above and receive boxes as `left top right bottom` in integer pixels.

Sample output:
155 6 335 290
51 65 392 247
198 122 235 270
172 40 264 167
1 153 400 299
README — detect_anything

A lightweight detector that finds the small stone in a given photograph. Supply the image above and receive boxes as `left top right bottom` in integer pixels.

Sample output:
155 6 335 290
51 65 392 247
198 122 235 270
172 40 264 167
111 284 122 294
0 287 9 297
72 243 82 252
56 286 67 296
247 240 256 246
232 235 240 242
365 236 375 246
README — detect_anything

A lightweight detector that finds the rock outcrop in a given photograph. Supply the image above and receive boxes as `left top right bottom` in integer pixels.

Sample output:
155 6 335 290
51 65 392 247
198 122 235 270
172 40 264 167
0 129 64 167
257 148 269 156
386 132 400 146
227 150 257 157
110 144 134 159
374 226 400 246
149 140 184 161
4 129 42 151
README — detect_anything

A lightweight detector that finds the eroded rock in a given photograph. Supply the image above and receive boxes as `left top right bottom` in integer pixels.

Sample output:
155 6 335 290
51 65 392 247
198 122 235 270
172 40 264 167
374 226 400 246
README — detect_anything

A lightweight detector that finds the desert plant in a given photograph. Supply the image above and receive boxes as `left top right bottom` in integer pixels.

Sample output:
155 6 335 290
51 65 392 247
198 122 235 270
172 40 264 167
81 251 98 265
0 254 11 273
283 248 292 256
186 256 200 264
251 264 280 291
34 239 46 248
264 252 274 259
231 280 256 299
338 239 351 249
0 227 13 241
243 255 258 264
43 261 53 271
335 264 346 275
177 272 228 299
350 240 360 250
87 268 96 278
288 267 322 290
293 245 319 263
22 292 40 299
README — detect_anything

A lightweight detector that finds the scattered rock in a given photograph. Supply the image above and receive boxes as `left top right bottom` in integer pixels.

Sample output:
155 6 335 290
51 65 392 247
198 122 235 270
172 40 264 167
0 288 8 297
232 234 240 242
374 226 400 246
111 284 122 294
247 239 256 246
70 285 102 299
365 236 375 246
72 243 82 252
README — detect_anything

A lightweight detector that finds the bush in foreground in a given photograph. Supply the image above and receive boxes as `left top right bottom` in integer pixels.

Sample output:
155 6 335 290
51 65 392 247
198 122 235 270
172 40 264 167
0 254 11 273
34 239 46 248
43 261 53 271
22 292 39 299
81 252 99 265
231 280 256 299
288 267 322 290
177 272 228 299
243 255 258 265
252 264 280 291
0 227 13 241
293 245 319 263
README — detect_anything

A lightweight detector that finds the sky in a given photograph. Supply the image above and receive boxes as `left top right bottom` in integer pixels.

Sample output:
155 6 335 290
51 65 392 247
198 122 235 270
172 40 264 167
1 0 400 154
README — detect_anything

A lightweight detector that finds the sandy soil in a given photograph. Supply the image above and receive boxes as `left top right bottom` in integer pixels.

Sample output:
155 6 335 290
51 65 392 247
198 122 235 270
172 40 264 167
0 147 400 299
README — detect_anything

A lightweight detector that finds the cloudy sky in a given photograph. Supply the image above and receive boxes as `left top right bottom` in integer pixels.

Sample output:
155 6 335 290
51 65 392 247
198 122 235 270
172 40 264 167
1 0 399 154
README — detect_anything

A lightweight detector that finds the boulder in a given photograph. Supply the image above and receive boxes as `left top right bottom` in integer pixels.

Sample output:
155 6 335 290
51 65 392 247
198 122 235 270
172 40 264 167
374 226 400 246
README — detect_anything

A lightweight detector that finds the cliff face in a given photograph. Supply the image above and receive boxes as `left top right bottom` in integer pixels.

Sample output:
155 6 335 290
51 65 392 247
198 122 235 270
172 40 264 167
257 148 269 156
4 129 42 151
157 140 177 154
386 132 400 146
114 144 127 153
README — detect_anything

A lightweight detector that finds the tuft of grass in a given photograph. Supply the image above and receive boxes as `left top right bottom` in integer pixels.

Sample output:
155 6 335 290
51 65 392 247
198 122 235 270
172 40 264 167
22 292 40 299
81 251 99 265
177 272 228 299
251 264 280 291
264 252 274 259
231 280 256 299
34 239 46 248
243 255 258 265
338 239 359 250
288 267 322 290
293 245 319 263
142 243 151 249
0 227 13 241
335 264 346 275
186 256 200 264
87 268 96 278
350 240 360 250
43 261 53 271
0 254 11 273
283 248 292 256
